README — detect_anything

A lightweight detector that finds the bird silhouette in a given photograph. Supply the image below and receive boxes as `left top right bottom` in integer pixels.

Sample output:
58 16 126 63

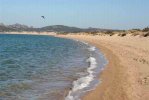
41 16 45 19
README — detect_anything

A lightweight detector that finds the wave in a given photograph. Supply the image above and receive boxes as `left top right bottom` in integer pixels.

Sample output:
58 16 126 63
64 38 108 100
65 39 102 100
65 56 97 100
88 46 96 51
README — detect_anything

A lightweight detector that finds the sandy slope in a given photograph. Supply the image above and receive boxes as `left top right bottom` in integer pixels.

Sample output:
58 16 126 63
58 34 149 100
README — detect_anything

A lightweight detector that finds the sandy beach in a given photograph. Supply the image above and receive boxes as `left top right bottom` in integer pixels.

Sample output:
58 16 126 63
0 0 149 100
58 34 149 100
1 32 149 100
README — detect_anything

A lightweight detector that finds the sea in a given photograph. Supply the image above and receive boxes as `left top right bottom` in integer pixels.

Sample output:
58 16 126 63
0 34 107 100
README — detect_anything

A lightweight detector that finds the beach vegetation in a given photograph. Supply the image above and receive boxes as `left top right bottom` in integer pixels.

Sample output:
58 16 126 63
105 30 115 36
142 32 149 37
142 27 149 32
118 33 126 37
132 29 141 31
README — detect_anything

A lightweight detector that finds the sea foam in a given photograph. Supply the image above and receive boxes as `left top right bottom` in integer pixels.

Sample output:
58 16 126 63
65 55 98 100
88 46 96 51
65 40 107 100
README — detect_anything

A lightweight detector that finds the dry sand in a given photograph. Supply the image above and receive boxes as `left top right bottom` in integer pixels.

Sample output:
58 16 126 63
58 34 149 100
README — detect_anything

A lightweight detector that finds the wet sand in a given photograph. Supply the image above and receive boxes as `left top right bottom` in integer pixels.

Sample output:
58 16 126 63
58 34 149 100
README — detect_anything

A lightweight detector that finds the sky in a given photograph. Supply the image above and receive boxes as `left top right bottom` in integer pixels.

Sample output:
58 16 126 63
0 0 149 29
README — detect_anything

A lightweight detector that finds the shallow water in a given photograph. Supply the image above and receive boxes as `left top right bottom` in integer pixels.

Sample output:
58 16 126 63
0 34 107 100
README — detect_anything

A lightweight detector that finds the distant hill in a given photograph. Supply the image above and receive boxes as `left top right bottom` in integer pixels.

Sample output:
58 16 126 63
40 25 83 33
8 23 29 30
0 25 15 32
0 23 34 32
0 23 120 33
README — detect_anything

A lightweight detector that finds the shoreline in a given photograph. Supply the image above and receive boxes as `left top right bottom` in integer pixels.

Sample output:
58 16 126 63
64 37 108 100
57 35 127 100
0 32 57 36
57 35 149 100
1 33 149 100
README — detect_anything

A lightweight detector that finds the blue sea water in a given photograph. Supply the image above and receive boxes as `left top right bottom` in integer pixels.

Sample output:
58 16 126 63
0 34 107 100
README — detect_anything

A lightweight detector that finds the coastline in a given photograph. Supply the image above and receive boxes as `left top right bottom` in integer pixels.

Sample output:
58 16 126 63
0 31 57 36
1 33 149 100
64 38 108 100
57 35 128 100
57 34 149 100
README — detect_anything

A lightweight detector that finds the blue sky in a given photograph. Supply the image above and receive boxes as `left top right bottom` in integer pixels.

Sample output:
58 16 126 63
0 0 149 29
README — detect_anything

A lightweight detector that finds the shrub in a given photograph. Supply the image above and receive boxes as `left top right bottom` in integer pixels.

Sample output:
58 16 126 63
87 31 99 35
105 30 115 36
57 32 69 35
118 33 126 37
132 29 141 31
142 27 149 32
143 32 149 37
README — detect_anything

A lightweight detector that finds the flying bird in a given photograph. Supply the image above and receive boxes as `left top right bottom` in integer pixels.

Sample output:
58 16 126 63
41 16 45 19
